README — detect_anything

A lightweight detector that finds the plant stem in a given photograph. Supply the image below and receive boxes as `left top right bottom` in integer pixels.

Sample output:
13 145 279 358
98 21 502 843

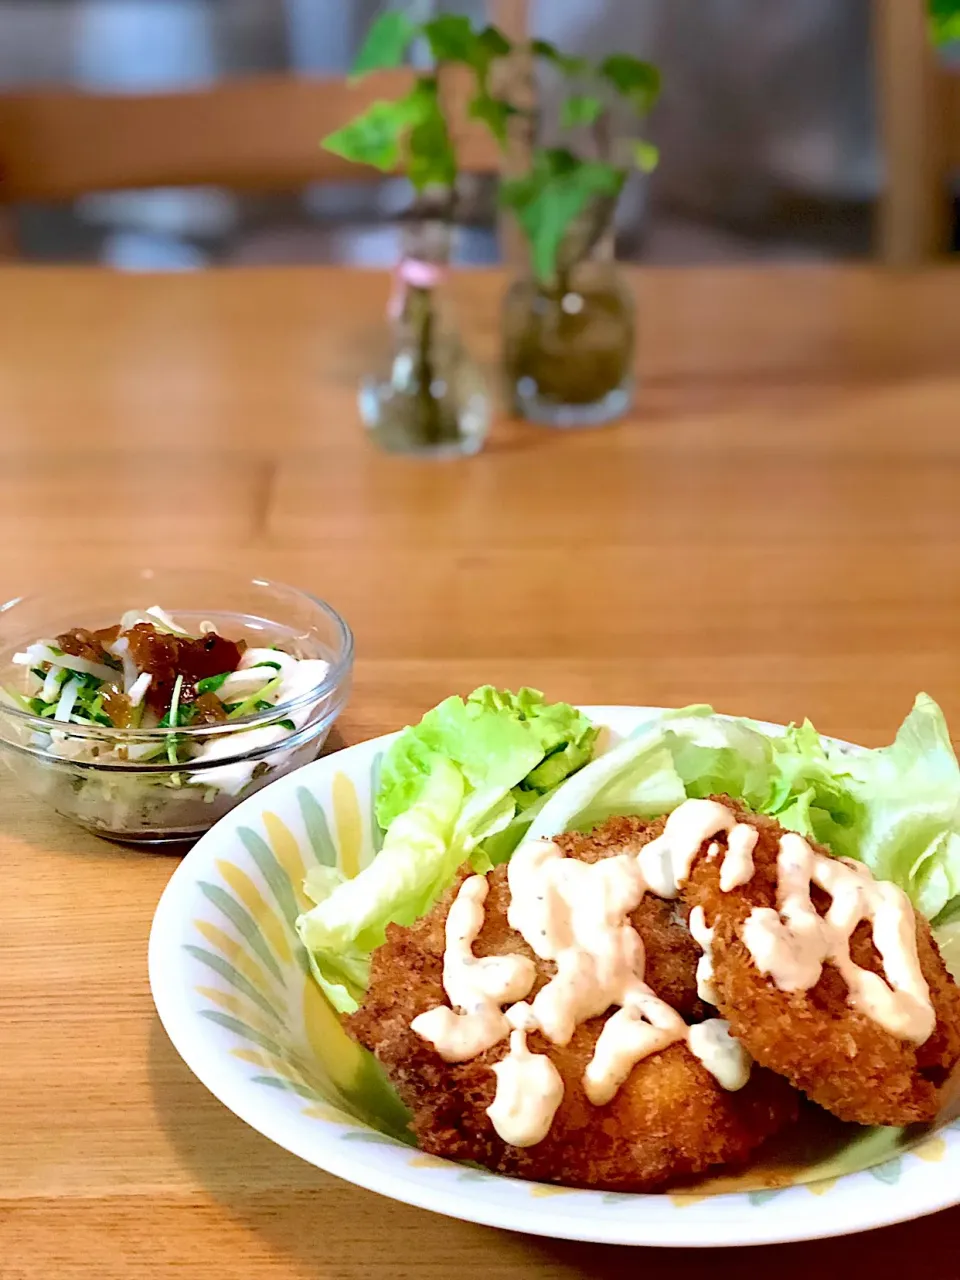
592 108 613 163
401 201 459 447
407 285 446 445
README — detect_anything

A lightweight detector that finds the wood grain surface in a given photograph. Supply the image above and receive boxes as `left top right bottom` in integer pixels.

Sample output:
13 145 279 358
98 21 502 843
2 265 960 1278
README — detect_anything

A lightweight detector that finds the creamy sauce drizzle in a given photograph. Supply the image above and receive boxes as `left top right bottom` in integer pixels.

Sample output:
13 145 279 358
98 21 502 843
410 799 934 1146
742 835 934 1042
721 824 759 891
410 875 536 1062
688 1019 751 1090
638 799 757 897
585 992 687 1105
689 905 717 1005
487 1029 565 1147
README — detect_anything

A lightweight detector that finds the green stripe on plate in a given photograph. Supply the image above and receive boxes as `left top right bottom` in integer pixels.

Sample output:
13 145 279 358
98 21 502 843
199 1009 286 1057
238 826 301 926
198 880 284 982
183 944 283 1021
297 787 338 867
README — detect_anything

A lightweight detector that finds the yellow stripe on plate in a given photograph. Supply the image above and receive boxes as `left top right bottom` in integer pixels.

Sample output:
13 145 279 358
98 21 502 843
913 1137 947 1163
230 1047 300 1084
217 859 293 964
806 1177 838 1197
408 1154 449 1170
332 772 363 879
262 811 311 910
303 1103 358 1125
303 980 367 1092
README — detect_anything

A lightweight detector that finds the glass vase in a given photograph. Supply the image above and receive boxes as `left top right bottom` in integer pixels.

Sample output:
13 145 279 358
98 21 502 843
359 226 490 459
501 248 636 429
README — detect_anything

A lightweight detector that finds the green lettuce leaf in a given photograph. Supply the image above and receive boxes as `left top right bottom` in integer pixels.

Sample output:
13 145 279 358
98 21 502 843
297 687 598 1010
524 694 960 921
297 757 466 1011
375 685 597 855
524 707 755 839
832 694 960 919
762 721 864 855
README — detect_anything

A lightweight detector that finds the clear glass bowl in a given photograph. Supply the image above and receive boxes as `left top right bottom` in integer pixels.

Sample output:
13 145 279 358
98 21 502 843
0 569 353 845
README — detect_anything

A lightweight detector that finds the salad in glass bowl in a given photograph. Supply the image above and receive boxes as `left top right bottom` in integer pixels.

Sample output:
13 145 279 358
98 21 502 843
0 570 353 843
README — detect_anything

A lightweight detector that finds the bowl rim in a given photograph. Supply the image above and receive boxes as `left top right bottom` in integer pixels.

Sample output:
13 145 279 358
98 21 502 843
0 571 355 751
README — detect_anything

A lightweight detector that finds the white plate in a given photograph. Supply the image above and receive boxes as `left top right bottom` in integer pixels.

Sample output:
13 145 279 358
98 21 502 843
149 706 960 1247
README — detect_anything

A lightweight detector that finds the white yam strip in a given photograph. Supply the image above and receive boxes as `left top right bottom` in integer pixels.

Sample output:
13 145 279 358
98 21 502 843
54 678 80 722
119 606 187 636
108 636 139 694
15 643 116 684
216 668 277 699
128 672 153 708
41 666 66 702
238 647 299 674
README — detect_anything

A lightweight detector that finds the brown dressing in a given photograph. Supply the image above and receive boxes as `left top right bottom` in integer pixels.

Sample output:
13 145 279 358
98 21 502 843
124 624 245 713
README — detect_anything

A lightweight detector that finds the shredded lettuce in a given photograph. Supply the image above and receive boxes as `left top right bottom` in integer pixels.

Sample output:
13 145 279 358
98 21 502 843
296 687 598 1011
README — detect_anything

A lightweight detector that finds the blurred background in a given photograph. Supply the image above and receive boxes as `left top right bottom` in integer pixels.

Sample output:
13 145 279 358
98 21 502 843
0 0 957 270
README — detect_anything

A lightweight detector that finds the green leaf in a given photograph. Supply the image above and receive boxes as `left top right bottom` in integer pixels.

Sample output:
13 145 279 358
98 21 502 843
322 99 409 171
469 90 516 145
196 671 230 695
560 94 604 129
599 54 661 112
408 119 456 190
542 145 581 176
422 14 478 64
501 153 624 282
531 38 588 78
351 10 417 77
403 80 456 190
929 0 960 45
323 79 456 185
631 138 660 173
476 25 511 61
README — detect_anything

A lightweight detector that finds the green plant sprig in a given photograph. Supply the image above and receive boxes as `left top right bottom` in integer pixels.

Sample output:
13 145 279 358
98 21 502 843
322 12 502 201
496 41 661 285
929 0 960 46
323 11 661 284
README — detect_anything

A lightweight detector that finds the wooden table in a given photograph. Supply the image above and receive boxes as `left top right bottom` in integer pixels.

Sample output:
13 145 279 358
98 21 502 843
2 265 960 1279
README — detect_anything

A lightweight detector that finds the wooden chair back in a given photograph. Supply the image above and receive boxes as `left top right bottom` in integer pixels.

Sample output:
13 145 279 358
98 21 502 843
0 1 529 252
0 69 500 203
873 0 960 262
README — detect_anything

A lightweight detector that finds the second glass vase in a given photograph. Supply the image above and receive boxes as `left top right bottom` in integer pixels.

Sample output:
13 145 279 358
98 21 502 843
502 251 636 429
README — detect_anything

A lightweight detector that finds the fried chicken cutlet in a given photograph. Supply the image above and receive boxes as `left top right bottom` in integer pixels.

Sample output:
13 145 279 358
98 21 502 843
680 798 960 1127
346 819 799 1192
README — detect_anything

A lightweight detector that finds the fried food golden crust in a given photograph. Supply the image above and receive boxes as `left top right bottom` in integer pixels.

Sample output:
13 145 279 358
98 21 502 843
346 822 799 1192
682 797 960 1127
